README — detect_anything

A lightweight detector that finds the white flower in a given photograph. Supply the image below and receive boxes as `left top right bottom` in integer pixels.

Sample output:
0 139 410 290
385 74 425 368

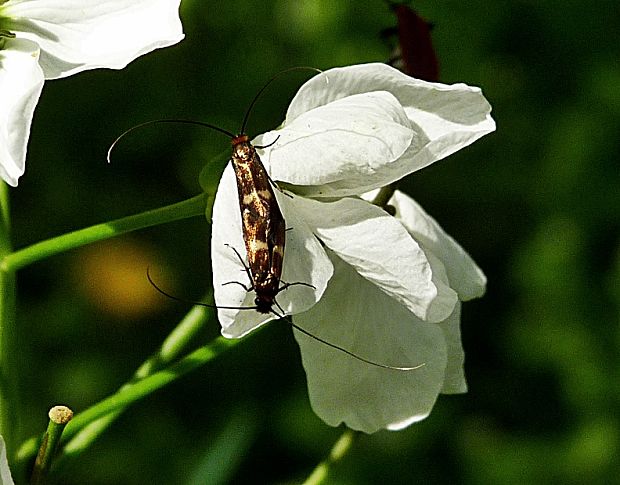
210 63 494 433
0 0 184 186
0 435 14 485
294 190 485 433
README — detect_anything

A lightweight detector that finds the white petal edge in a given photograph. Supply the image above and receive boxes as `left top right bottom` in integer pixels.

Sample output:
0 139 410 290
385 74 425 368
424 251 460 327
0 435 15 485
4 0 184 79
291 195 457 322
256 91 414 191
0 37 44 186
388 190 486 300
294 253 448 433
283 63 495 190
437 302 467 394
287 64 493 133
211 165 333 338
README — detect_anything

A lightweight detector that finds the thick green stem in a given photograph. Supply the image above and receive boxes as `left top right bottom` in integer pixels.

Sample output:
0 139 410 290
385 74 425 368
0 270 16 447
30 406 73 485
58 303 213 466
371 182 399 210
5 192 206 468
0 181 18 456
16 334 242 467
302 430 357 485
134 302 213 380
0 193 207 273
63 336 239 438
0 182 10 256
1 192 206 458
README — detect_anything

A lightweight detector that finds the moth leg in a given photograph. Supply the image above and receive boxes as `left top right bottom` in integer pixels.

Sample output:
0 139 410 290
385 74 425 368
224 243 248 265
224 243 254 290
222 280 252 292
273 300 287 315
278 280 316 293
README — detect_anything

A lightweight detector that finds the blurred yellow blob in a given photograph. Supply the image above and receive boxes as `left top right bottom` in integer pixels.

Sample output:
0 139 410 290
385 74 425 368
72 238 173 319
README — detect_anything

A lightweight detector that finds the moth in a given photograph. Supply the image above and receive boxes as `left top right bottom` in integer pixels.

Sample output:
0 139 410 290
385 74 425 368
109 120 296 316
111 70 421 371
226 133 290 314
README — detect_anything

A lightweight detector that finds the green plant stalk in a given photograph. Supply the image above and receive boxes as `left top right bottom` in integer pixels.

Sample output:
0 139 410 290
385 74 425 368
59 303 214 465
30 406 73 485
0 193 207 273
64 336 239 438
371 182 399 210
1 192 206 458
5 191 207 468
0 270 16 447
16 334 242 466
0 181 18 456
302 430 357 485
0 182 10 256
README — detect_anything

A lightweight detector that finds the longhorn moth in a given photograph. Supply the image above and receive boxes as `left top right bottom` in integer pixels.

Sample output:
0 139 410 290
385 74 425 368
110 69 423 372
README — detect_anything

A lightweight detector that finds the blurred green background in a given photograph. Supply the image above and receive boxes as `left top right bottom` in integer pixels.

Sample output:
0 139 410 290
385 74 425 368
9 0 620 483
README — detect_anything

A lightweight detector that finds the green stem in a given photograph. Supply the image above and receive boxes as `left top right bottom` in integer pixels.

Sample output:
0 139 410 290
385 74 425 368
30 406 73 485
302 430 357 485
0 181 18 456
371 182 399 211
0 270 16 445
68 336 237 435
0 193 207 273
16 334 241 467
58 303 213 466
1 192 206 458
134 302 213 380
0 182 10 255
10 192 208 471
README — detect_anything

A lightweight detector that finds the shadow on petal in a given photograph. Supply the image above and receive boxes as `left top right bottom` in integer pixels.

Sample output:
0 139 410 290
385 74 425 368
294 252 449 434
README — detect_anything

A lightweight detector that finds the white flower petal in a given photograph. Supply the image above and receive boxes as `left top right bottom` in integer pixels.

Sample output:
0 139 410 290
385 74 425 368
437 302 467 394
0 37 44 186
294 254 447 433
424 251 460 325
211 165 333 338
291 195 456 322
284 63 495 190
256 91 414 195
389 190 486 300
4 0 184 79
0 435 15 485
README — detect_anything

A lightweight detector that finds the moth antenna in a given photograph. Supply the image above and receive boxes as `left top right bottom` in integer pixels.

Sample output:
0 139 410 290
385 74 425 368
146 267 259 311
240 66 323 135
108 68 328 163
147 269 423 372
107 119 235 164
271 309 425 372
